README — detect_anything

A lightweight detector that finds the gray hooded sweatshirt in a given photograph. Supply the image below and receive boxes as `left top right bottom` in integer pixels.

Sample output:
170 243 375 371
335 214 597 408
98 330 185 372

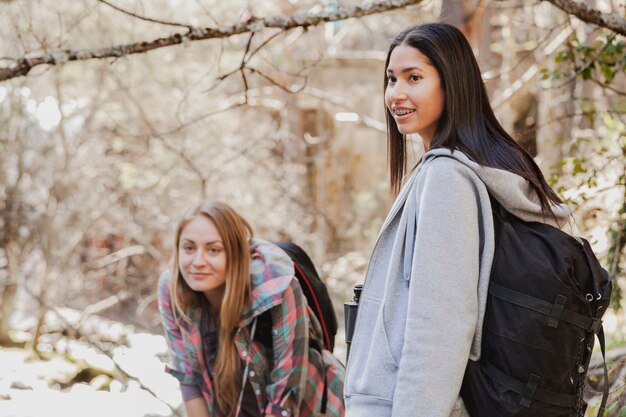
343 149 573 417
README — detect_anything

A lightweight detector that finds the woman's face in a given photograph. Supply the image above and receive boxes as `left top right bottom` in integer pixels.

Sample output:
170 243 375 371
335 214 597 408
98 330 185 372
385 44 444 149
178 215 227 302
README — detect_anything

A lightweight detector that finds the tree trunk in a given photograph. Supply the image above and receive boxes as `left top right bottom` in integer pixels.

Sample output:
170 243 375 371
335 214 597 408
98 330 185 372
29 262 51 352
0 281 17 345
0 242 20 347
439 0 486 46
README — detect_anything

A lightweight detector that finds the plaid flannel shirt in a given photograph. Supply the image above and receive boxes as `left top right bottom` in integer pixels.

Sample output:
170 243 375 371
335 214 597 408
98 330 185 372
158 239 345 417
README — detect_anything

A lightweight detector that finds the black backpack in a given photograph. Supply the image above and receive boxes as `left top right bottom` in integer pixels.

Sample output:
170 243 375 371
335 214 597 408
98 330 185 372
461 200 612 417
273 241 338 352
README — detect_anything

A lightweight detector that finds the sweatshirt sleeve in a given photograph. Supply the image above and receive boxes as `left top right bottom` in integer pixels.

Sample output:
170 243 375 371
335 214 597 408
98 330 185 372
391 159 481 417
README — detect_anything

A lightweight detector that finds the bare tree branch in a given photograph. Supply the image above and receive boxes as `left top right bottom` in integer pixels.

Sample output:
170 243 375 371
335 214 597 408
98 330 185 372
89 245 147 269
543 0 626 36
553 33 618 88
491 24 573 109
109 72 211 197
517 109 626 136
591 77 626 96
481 19 569 81
245 30 285 63
0 0 424 82
248 66 308 93
241 33 255 102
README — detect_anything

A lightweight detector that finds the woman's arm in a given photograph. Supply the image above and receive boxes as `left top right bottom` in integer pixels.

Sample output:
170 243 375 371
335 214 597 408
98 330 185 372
183 397 211 417
263 279 310 417
159 273 210 414
392 160 482 417
157 272 203 388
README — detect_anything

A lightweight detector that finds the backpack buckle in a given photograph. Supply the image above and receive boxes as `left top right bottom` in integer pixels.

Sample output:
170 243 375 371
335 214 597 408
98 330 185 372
547 295 567 328
519 373 541 408
590 318 603 333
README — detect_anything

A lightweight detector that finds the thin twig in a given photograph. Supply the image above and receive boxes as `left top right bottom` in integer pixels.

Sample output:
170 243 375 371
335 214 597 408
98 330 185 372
245 30 286 63
248 66 307 93
482 20 569 81
517 109 626 136
97 0 192 29
241 33 255 102
591 77 626 96
110 72 209 196
554 33 617 89
491 24 574 109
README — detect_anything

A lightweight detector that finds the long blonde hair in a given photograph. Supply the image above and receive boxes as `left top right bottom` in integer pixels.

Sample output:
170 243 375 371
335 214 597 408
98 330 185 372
170 200 253 417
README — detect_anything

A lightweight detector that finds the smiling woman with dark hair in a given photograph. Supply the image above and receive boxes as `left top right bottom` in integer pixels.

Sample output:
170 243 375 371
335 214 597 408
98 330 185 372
343 23 573 417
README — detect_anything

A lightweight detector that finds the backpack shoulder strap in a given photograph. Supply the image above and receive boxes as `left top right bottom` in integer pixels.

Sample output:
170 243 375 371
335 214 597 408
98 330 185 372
489 194 505 242
596 326 609 417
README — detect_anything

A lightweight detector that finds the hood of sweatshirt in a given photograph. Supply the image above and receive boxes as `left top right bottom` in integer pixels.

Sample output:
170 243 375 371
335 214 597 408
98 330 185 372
239 239 295 326
421 148 572 230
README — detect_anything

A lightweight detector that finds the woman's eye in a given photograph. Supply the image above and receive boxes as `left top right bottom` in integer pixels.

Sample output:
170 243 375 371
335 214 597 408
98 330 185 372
387 76 396 84
409 74 421 82
182 246 194 252
208 247 222 255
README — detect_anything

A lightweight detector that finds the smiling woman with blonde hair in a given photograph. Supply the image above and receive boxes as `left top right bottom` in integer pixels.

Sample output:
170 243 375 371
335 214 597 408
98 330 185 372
158 200 344 417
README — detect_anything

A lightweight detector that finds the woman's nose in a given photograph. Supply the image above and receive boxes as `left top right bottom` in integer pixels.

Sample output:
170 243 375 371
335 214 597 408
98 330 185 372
388 83 407 102
192 250 206 265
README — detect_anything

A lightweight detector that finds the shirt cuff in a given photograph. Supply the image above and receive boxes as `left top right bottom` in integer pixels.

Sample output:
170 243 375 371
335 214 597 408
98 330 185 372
180 383 202 401
264 402 291 417
165 364 197 386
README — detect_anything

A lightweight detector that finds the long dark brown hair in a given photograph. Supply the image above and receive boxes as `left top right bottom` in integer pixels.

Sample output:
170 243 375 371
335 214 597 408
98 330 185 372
170 200 253 417
385 23 562 215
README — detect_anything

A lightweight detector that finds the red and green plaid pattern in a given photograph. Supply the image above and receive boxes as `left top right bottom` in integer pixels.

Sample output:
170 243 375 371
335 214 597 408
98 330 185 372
158 239 345 416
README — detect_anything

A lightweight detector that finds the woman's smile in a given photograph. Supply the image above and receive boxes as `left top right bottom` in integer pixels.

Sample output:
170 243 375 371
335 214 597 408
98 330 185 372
391 106 416 121
190 271 211 279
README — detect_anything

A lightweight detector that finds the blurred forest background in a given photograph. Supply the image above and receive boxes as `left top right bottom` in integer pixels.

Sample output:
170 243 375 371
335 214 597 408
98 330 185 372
0 0 624 416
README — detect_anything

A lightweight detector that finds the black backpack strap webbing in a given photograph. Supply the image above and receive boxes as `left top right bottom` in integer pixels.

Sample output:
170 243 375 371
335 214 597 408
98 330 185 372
582 241 606 307
489 283 610 414
489 283 603 332
483 362 577 408
579 239 610 415
596 326 609 416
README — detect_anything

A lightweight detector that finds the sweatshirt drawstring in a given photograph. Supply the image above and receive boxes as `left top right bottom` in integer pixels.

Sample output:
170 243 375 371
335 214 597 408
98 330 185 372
403 183 418 283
